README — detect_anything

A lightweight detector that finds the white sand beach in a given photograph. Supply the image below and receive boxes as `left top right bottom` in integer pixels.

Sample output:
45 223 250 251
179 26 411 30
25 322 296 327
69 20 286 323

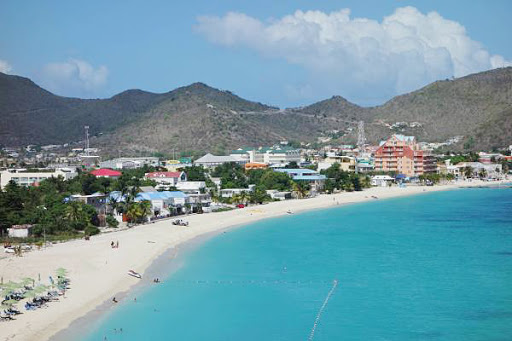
0 180 509 340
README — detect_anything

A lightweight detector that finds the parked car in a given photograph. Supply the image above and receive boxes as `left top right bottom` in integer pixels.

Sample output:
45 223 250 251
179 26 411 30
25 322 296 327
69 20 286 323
237 204 245 208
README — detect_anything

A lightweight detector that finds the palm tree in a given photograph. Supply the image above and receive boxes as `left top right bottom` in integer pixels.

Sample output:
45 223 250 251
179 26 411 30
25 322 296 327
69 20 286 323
64 202 84 223
360 176 371 188
464 166 473 178
231 193 242 205
292 182 309 199
478 168 487 179
138 201 152 221
125 203 142 224
239 191 249 205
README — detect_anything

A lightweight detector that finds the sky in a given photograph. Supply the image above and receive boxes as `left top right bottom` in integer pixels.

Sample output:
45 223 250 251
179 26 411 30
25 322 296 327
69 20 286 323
1 0 511 108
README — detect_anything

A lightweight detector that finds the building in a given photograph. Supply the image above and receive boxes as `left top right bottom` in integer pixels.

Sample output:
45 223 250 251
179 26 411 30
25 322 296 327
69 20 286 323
7 224 33 238
244 162 268 170
317 153 356 172
145 171 187 186
90 168 122 178
457 162 503 179
194 153 247 169
266 190 292 200
0 168 78 189
371 175 395 187
68 193 109 226
275 168 326 192
230 146 301 166
374 135 436 177
99 157 160 170
219 187 254 198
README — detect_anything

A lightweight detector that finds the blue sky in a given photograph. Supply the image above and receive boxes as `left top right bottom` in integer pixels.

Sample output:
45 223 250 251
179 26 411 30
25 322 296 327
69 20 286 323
1 0 511 107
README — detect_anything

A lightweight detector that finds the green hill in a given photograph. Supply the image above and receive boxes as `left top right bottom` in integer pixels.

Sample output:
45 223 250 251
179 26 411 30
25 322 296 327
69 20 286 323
1 67 511 154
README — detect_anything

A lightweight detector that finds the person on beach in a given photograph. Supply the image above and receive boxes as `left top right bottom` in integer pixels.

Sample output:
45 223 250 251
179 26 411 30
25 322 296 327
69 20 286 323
112 297 118 303
111 241 114 248
116 241 119 248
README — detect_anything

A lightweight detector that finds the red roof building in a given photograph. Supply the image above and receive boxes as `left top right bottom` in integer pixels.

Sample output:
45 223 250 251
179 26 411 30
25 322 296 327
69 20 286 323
90 168 122 178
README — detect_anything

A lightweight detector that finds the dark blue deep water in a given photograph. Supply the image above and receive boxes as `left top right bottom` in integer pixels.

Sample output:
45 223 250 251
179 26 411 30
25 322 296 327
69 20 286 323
85 188 512 340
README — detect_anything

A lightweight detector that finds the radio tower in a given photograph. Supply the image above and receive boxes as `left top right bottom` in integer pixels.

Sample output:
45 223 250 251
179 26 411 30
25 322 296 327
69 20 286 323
84 126 90 156
357 121 366 152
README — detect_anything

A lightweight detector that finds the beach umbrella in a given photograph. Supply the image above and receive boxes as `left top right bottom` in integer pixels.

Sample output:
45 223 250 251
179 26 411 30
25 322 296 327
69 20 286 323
1 299 17 306
34 285 49 294
55 268 68 277
24 290 38 298
20 277 34 287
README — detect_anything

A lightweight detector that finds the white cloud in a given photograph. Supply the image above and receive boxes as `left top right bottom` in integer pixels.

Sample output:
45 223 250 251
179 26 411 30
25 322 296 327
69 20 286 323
0 59 12 73
195 7 512 104
41 59 108 97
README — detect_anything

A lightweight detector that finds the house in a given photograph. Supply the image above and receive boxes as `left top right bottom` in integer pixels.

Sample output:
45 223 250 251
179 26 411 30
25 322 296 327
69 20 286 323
230 146 301 166
266 190 292 201
145 171 187 186
194 153 247 169
220 187 254 198
68 192 109 226
90 168 122 178
374 134 436 177
99 157 160 170
317 153 356 172
0 168 78 189
7 224 33 238
135 191 191 215
371 175 395 187
275 168 326 192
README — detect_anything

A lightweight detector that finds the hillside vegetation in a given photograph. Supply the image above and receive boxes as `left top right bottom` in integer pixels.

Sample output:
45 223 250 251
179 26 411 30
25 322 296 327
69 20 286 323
1 67 511 153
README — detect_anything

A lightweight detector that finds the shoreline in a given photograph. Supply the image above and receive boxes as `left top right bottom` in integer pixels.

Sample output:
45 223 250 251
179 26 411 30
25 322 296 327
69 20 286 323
1 180 509 341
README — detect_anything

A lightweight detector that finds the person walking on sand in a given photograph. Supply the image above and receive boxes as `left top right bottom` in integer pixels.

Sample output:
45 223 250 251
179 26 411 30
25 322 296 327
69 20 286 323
116 240 119 248
111 241 114 248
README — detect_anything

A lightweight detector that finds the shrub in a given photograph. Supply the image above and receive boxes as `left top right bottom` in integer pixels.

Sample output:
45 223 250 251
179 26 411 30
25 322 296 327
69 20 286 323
84 225 100 236
106 215 119 228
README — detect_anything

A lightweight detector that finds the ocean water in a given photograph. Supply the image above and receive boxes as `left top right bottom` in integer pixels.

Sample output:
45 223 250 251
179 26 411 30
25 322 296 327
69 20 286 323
84 188 512 341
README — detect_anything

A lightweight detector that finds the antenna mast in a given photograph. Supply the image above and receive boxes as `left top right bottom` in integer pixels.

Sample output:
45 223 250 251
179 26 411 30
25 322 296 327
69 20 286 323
357 121 366 152
85 126 90 156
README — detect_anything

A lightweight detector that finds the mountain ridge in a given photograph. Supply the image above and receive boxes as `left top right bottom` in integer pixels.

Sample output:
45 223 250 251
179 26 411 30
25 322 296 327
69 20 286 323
1 67 511 153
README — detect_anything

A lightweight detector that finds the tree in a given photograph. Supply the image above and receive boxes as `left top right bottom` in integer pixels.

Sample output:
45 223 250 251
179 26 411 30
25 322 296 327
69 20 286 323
292 181 309 199
464 166 473 178
183 165 207 181
478 168 487 179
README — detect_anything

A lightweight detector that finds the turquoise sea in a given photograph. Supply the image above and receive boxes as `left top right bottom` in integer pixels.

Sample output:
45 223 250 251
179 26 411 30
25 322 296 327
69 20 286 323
84 188 512 341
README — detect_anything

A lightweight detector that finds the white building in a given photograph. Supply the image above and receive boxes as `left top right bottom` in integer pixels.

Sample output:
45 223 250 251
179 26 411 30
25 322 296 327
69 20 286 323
100 157 160 170
194 153 247 169
145 171 187 186
230 146 301 166
371 175 395 187
7 224 33 238
0 168 78 189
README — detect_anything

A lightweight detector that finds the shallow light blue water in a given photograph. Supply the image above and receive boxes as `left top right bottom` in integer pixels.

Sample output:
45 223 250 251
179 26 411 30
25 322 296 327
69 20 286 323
84 188 512 341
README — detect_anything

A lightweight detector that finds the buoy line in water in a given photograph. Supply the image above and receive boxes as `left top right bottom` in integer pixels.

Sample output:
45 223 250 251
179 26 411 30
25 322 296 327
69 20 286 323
165 279 335 286
308 279 338 341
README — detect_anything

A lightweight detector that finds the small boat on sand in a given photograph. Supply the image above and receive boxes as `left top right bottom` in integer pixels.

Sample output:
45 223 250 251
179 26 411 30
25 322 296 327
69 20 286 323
128 270 142 279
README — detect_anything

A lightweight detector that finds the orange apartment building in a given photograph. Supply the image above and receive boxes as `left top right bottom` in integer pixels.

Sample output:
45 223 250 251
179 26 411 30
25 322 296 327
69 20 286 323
374 135 437 177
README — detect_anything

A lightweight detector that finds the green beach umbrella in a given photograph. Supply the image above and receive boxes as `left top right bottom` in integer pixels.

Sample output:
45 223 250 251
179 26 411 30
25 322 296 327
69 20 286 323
20 277 34 287
24 290 38 298
55 268 68 277
34 285 49 294
2 299 17 306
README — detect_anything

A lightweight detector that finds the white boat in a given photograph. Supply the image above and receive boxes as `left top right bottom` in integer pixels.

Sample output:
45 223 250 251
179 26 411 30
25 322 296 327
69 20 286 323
128 270 142 279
